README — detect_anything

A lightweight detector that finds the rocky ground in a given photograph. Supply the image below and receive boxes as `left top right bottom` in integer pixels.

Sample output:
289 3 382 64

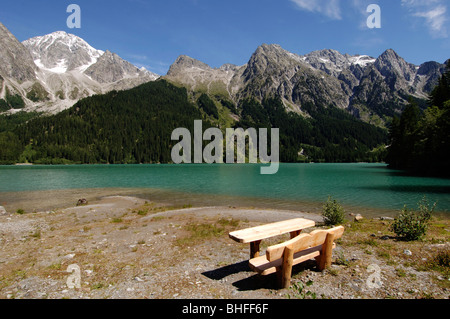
0 195 449 300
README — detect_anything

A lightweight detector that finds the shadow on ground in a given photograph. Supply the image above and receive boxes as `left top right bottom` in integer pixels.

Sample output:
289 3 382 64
202 259 320 291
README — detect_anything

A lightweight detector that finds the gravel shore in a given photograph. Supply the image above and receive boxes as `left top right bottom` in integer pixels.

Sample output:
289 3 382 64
0 195 448 300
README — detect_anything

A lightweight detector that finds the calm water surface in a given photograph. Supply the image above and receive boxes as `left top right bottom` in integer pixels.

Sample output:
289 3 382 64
0 163 449 217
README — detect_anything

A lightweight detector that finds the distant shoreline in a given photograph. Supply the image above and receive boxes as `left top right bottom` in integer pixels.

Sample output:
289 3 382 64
1 187 449 220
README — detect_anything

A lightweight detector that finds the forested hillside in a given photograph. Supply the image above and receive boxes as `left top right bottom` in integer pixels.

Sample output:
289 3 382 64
386 61 450 176
236 97 388 163
0 79 389 165
0 80 209 164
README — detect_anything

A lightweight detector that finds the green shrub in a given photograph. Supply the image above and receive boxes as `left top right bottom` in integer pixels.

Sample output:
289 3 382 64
0 92 25 110
322 196 346 226
5 88 25 109
428 250 450 278
0 99 9 112
26 82 50 102
390 197 436 241
288 280 316 299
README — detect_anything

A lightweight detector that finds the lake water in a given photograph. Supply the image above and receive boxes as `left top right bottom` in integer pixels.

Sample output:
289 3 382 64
0 163 449 218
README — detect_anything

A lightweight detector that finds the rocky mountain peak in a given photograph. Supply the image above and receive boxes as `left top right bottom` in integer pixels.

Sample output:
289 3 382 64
167 55 212 76
378 48 400 60
417 61 443 75
251 43 304 65
374 48 417 81
84 50 157 84
0 22 159 114
254 43 284 54
302 49 376 77
305 48 345 61
244 44 305 81
23 31 104 73
219 63 239 72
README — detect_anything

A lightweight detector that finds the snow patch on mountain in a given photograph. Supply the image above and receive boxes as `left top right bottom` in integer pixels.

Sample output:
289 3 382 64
34 58 68 74
349 55 376 67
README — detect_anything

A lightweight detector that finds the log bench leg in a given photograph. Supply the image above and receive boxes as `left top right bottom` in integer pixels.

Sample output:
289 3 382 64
280 245 295 289
276 245 295 289
318 233 335 271
250 240 261 259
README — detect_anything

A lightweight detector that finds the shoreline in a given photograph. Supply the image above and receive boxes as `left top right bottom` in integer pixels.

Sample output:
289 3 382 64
1 187 449 220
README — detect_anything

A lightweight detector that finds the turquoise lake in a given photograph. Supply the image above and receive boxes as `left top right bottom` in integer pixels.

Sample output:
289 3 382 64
0 163 449 217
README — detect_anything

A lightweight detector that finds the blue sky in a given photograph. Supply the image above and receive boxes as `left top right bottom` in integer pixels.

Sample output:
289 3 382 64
1 0 449 75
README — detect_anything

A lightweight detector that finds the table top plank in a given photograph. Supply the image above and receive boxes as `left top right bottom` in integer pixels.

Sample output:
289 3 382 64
229 218 315 244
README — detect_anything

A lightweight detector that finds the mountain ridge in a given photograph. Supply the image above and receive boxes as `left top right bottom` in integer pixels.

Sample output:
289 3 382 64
164 43 447 126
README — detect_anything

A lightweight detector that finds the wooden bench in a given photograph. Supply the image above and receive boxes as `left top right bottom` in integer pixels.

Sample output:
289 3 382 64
249 226 345 288
229 218 316 259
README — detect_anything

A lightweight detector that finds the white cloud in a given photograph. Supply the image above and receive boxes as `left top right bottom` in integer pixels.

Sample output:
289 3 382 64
414 6 447 35
401 0 448 38
290 0 342 20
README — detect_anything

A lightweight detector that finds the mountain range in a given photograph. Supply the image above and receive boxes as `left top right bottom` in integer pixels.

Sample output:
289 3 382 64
165 44 446 126
0 21 447 126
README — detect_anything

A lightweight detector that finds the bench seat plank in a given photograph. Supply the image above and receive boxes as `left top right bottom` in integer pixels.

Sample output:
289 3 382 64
229 218 315 244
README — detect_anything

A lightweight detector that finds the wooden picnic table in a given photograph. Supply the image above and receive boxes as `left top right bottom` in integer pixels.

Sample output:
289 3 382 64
229 218 316 259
